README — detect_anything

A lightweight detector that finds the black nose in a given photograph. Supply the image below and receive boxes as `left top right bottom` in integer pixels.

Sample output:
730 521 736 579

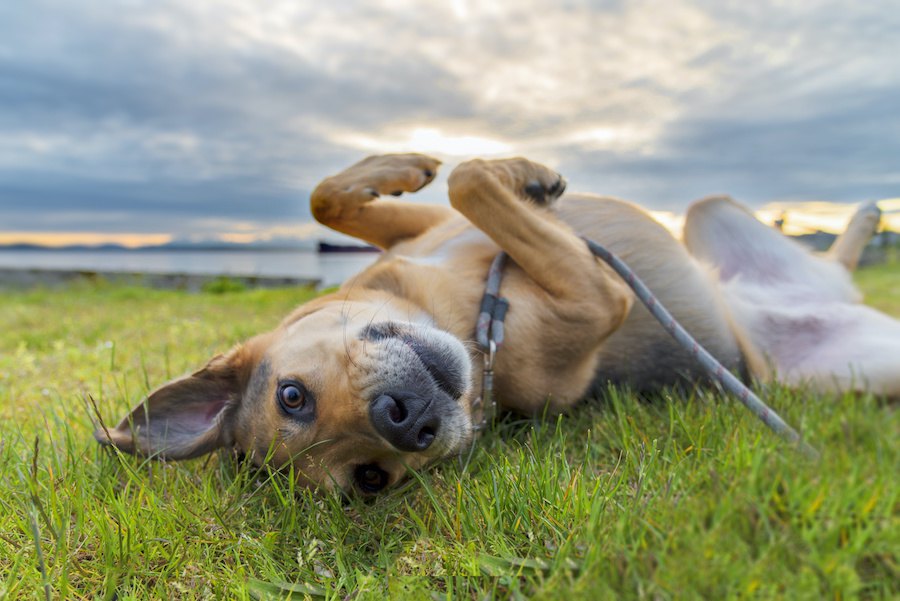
370 392 440 452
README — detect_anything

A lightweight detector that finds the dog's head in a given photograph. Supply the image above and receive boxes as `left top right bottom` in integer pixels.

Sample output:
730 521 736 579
96 290 475 494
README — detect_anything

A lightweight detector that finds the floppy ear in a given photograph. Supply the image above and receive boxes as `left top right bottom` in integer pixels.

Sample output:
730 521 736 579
95 348 251 460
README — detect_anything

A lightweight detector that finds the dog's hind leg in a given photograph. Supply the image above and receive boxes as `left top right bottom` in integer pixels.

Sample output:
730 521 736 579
311 153 455 249
684 196 900 397
826 202 882 271
683 195 860 302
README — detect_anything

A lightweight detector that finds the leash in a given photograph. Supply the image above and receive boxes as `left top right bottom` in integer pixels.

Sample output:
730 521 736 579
473 239 820 460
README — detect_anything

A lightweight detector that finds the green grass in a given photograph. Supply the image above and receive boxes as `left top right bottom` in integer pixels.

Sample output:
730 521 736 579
1 266 897 600
855 249 900 315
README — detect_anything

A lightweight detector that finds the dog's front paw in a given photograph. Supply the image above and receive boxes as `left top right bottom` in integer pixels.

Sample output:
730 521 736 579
449 157 566 206
523 173 567 205
341 153 442 198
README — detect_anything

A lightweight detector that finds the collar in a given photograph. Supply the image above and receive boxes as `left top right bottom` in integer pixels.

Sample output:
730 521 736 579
472 252 509 431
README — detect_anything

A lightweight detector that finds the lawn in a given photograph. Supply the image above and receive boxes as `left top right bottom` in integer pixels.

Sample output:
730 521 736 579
0 262 897 599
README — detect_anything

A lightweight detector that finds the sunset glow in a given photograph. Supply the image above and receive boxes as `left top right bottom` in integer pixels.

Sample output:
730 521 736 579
3 199 897 248
758 199 900 235
0 232 173 248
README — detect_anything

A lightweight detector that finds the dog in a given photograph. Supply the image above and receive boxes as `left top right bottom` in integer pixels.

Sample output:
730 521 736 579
96 154 900 494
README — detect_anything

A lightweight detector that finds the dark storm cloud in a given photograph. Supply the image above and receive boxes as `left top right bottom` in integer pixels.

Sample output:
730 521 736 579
561 85 900 208
1 0 898 237
0 169 305 231
0 0 475 235
554 0 900 209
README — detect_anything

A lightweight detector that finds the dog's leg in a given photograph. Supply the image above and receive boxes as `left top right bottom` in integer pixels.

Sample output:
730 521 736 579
447 157 633 326
826 202 882 271
684 196 860 301
684 196 900 397
311 153 454 249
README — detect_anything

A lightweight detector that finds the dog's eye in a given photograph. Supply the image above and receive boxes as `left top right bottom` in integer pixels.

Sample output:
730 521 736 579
280 385 304 408
354 463 389 494
276 381 310 414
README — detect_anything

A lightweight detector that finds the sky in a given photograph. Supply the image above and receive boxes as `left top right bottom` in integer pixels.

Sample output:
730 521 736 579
1 0 899 247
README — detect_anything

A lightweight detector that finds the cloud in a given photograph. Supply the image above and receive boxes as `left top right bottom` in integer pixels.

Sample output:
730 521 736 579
1 0 898 238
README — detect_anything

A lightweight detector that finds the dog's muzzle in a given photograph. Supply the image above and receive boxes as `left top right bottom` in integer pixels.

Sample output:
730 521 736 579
361 321 471 453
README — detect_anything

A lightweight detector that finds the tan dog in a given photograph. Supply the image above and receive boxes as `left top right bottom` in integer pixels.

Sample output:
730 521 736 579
97 154 900 494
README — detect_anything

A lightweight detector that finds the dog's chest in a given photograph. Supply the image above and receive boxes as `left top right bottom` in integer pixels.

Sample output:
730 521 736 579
393 221 495 267
354 220 499 340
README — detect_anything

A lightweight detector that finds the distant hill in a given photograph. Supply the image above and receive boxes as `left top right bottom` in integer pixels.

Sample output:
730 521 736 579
0 242 133 251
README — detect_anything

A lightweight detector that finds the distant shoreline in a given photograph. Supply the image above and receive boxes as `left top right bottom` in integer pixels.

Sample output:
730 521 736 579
0 242 380 253
0 244 320 253
0 267 320 291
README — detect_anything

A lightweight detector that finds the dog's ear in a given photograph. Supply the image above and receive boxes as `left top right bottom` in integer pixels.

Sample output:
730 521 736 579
95 343 258 460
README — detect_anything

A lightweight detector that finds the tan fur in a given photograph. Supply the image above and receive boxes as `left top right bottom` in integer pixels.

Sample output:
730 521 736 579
825 202 881 270
98 154 898 494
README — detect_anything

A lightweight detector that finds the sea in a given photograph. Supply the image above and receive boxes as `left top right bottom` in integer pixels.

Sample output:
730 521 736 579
0 249 380 288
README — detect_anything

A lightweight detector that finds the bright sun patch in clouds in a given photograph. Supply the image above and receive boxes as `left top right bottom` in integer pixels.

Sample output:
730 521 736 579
560 125 661 153
335 127 511 158
407 128 511 156
451 0 468 19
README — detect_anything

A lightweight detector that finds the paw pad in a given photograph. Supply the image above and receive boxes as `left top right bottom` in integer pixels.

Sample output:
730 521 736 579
524 176 566 205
